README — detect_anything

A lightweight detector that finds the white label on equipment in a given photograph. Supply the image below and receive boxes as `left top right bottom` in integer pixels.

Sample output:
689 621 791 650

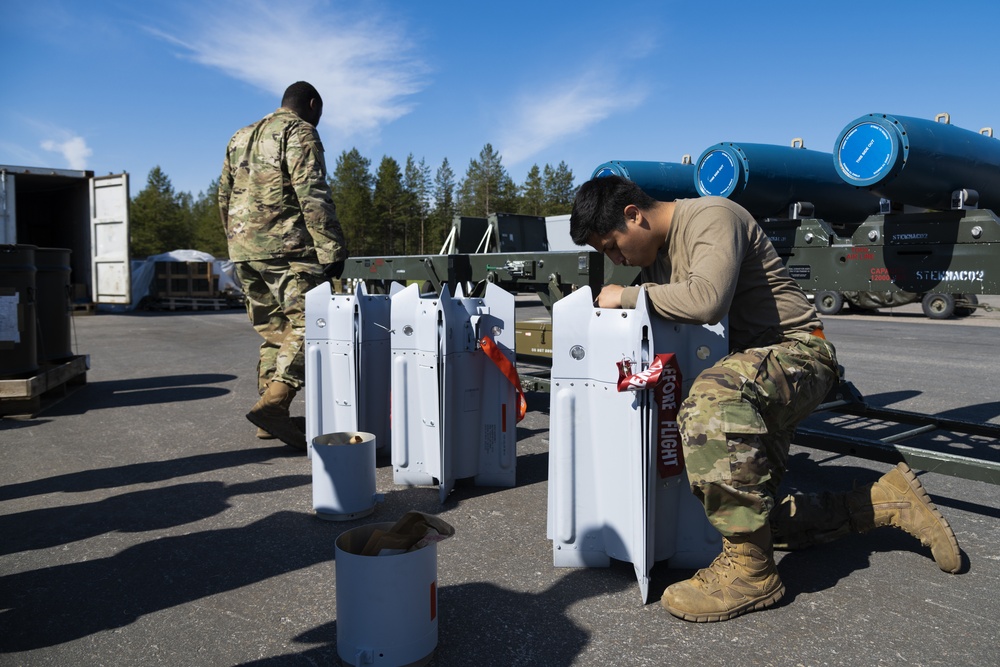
0 294 20 343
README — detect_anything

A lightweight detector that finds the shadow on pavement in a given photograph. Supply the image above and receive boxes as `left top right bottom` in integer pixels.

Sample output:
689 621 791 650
235 545 635 666
0 446 295 502
0 511 332 652
37 373 238 415
0 475 310 556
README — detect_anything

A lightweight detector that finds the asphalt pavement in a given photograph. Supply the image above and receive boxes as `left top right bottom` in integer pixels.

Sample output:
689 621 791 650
1 298 999 667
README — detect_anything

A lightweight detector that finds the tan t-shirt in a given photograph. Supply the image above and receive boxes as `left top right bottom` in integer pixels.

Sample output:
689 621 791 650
619 197 821 352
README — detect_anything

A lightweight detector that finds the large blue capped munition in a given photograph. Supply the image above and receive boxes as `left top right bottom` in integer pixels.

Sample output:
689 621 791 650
694 142 883 223
591 160 699 201
834 113 1000 211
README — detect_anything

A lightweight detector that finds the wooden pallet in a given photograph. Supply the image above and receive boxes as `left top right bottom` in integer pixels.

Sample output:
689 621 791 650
72 302 96 316
154 261 215 298
0 355 89 417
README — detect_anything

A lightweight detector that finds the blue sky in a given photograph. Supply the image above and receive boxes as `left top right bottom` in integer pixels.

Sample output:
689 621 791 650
2 0 997 200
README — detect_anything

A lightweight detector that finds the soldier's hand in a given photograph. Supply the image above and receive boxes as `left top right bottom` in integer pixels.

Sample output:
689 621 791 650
595 284 625 308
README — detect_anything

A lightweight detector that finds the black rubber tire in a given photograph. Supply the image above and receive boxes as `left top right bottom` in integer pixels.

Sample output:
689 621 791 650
814 291 844 316
921 292 955 320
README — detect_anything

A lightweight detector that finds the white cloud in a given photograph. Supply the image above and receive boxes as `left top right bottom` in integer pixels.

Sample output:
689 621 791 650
41 135 92 170
498 72 644 166
149 0 428 139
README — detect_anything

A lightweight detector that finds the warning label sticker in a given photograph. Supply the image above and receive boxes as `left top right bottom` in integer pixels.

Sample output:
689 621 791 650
0 294 20 343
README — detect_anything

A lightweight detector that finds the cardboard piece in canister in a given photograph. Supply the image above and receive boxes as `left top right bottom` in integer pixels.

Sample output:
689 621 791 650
312 431 380 521
335 522 438 667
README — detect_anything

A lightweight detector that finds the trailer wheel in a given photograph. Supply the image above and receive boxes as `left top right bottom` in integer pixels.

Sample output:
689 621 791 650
955 293 978 318
815 291 844 315
921 292 955 319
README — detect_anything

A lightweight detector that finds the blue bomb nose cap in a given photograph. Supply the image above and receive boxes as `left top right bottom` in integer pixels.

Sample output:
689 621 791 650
836 121 897 184
697 149 737 196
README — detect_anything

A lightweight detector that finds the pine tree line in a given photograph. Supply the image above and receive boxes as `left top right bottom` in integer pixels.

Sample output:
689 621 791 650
129 144 577 259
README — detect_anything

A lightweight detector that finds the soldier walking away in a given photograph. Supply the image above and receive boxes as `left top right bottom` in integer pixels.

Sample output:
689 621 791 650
569 175 961 622
219 81 347 450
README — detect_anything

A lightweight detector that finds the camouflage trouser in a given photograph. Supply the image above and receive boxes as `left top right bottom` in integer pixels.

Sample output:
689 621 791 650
234 259 325 392
679 331 839 537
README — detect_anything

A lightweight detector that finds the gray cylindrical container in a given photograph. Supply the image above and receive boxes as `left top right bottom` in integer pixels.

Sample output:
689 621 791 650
312 431 378 520
0 244 38 377
591 160 699 201
694 142 883 222
833 112 1000 211
335 522 438 667
34 247 73 362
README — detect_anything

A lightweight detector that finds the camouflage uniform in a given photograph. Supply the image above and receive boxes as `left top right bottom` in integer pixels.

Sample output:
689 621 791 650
617 198 841 541
680 331 840 537
236 259 324 392
219 108 346 391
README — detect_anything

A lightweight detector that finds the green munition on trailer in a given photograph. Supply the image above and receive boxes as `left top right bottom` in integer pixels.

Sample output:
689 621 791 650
682 115 999 319
341 113 998 321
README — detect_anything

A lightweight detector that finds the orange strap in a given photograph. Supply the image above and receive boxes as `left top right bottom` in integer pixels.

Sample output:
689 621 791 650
479 335 527 423
811 328 826 340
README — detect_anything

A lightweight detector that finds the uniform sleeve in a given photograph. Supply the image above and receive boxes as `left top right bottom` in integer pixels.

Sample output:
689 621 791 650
285 123 348 264
623 209 746 325
218 142 234 231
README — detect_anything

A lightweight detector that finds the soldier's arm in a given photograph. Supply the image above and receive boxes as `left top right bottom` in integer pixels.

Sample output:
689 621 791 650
286 124 347 264
218 144 234 231
621 212 743 325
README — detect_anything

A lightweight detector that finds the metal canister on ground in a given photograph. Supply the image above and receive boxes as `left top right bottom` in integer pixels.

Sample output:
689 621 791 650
311 431 381 520
34 247 73 363
335 521 439 667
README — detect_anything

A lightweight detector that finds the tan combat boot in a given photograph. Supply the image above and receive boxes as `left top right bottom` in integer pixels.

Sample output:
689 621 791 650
246 381 306 451
253 385 276 439
846 462 961 573
661 525 784 622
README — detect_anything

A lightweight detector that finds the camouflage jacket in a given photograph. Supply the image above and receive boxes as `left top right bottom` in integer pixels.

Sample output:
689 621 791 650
219 108 347 264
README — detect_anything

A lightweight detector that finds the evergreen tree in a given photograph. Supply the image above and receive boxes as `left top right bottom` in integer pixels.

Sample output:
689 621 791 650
373 156 405 256
177 190 194 220
331 148 374 256
191 179 228 258
403 154 432 254
457 143 518 217
519 164 545 215
129 166 191 257
431 158 456 253
543 161 577 215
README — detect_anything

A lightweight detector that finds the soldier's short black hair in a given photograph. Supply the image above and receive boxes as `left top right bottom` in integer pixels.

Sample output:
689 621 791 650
281 81 322 116
570 175 657 246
